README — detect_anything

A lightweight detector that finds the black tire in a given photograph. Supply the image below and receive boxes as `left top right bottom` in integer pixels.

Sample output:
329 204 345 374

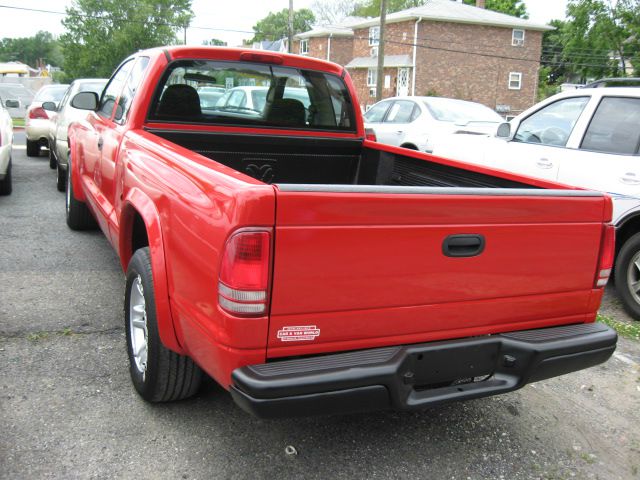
614 232 640 320
65 156 96 230
56 163 66 192
26 139 39 157
49 147 57 169
0 157 12 196
125 247 202 402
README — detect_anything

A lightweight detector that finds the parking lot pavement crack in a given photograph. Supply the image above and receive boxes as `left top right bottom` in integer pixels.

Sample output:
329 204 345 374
0 326 123 340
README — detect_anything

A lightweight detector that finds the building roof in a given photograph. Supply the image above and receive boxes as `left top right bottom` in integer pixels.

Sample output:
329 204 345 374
349 0 553 32
295 17 370 39
345 54 413 68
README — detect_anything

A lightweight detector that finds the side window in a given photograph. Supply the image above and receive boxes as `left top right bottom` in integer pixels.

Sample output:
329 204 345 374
114 56 150 123
385 101 416 124
581 97 640 155
363 101 391 123
514 96 590 147
98 59 134 119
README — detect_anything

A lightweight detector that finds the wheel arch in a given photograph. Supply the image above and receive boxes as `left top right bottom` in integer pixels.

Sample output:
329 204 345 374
120 188 184 354
400 143 418 150
615 212 640 257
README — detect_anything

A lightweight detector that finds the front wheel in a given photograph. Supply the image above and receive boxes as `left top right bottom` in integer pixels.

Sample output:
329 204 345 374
26 139 39 157
125 248 202 402
65 156 96 230
49 147 57 169
56 163 66 192
614 232 640 320
0 158 12 196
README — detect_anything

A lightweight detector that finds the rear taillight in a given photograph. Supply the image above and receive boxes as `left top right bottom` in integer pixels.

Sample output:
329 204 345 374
365 128 377 142
29 107 48 119
595 224 615 288
218 230 271 316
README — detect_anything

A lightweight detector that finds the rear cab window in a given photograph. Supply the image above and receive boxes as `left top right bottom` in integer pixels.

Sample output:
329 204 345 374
147 59 356 132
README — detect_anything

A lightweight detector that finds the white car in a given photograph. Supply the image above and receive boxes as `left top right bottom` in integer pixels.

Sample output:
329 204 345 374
44 78 107 191
432 81 640 319
25 84 69 158
364 96 504 153
0 96 16 195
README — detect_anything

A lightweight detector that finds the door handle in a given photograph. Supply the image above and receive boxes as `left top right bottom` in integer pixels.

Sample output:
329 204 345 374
97 137 104 151
536 158 553 169
620 173 640 185
442 234 485 258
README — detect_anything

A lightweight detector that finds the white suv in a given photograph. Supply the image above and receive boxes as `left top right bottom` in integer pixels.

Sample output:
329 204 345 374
433 80 640 318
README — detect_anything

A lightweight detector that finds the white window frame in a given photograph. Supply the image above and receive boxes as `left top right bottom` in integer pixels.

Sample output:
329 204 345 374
508 72 522 90
369 26 380 46
512 29 525 46
299 39 308 55
367 68 377 87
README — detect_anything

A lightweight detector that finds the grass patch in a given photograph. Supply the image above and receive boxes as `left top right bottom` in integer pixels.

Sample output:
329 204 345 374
11 118 24 127
27 331 49 342
598 314 640 341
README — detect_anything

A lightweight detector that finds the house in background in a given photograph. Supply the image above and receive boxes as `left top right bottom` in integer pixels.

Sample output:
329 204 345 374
294 0 553 117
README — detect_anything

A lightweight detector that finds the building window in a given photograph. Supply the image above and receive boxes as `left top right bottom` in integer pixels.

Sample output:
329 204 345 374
367 68 377 87
508 72 522 90
369 26 380 46
299 39 308 55
512 29 525 46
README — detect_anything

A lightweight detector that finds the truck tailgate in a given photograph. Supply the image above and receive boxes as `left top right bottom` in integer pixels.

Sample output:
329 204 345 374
267 185 609 358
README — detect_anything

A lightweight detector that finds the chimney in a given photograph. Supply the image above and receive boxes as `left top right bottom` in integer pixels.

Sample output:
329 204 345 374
476 0 486 7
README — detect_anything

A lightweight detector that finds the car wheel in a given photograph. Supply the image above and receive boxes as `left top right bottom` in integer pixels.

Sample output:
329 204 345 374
614 232 640 320
125 247 202 402
26 139 39 157
65 155 96 230
56 163 66 192
0 157 12 196
49 147 57 169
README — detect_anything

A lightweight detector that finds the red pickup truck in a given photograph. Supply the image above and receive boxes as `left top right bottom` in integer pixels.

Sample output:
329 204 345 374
66 46 617 417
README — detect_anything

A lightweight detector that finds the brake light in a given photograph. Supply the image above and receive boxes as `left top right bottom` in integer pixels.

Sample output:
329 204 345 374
365 128 377 142
239 52 283 65
29 107 48 120
218 230 271 316
595 224 615 288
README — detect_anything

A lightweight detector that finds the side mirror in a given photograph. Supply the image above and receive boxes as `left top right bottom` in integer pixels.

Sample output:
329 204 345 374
5 99 19 109
496 122 511 138
71 91 99 111
42 101 57 112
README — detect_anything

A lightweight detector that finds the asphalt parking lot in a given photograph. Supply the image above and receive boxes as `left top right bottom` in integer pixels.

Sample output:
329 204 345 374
1 132 639 480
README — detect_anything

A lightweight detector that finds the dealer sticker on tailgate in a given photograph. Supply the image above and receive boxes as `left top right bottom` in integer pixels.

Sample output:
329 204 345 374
277 325 321 342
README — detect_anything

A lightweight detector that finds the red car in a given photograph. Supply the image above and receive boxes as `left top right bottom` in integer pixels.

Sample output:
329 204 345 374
66 46 616 417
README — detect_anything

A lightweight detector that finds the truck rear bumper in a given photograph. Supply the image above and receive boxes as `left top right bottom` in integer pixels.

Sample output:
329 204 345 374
230 323 617 418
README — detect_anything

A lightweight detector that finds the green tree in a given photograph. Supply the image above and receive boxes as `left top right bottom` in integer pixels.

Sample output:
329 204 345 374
0 31 64 67
203 38 227 46
60 0 193 79
562 0 633 81
250 9 315 42
462 0 528 18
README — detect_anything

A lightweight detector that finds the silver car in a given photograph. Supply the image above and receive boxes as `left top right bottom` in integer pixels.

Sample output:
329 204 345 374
0 96 17 195
25 84 69 158
44 78 107 191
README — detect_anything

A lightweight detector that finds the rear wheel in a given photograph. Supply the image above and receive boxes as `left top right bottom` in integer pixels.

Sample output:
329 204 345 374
125 247 202 401
614 232 640 320
65 156 96 230
49 147 57 169
56 163 66 192
0 158 12 196
26 139 39 157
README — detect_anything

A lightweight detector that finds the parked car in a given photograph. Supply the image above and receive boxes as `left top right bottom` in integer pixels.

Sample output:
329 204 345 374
25 84 69 157
364 96 504 153
214 85 311 120
0 83 34 118
197 86 225 108
432 81 640 319
0 97 17 195
64 46 616 418
44 79 107 190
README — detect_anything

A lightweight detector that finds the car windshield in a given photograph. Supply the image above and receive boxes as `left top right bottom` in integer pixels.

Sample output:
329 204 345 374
0 84 34 104
34 85 69 103
423 98 503 124
78 82 107 94
149 59 355 131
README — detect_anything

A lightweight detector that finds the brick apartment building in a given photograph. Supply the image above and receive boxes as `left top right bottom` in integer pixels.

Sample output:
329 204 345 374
293 0 553 116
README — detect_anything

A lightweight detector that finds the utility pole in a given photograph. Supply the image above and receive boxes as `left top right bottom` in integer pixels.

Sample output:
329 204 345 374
375 0 387 102
288 0 294 53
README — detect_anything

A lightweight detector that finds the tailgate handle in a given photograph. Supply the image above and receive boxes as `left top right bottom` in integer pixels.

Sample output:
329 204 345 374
442 234 485 257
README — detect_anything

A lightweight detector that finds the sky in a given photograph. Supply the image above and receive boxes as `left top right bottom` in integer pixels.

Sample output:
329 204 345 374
0 0 569 46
